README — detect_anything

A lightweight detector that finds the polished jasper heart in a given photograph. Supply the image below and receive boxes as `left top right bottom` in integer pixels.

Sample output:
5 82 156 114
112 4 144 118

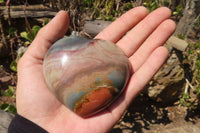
43 36 131 117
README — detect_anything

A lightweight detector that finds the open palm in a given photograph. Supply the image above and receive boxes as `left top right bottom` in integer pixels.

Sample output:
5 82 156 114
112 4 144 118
16 6 175 133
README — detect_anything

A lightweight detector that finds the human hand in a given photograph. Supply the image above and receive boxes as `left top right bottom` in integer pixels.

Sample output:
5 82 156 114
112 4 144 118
16 6 175 133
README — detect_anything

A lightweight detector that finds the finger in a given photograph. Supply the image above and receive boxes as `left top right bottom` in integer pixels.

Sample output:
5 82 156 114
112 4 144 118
130 19 176 71
95 6 148 43
126 46 168 104
105 46 169 118
117 7 171 57
25 10 69 61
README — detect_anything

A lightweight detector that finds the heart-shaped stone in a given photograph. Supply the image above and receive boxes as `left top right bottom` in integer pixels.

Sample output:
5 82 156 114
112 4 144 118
43 36 131 117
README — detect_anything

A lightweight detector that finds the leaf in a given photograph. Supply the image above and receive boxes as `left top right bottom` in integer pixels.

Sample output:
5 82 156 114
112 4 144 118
126 2 133 10
31 25 41 38
195 86 200 95
0 103 9 110
0 0 4 4
7 104 17 114
0 103 17 114
7 86 14 97
194 42 200 49
196 60 200 69
42 19 50 26
19 52 24 58
10 61 17 72
183 93 190 99
20 31 32 42
177 34 185 40
179 98 184 105
186 102 191 107
8 27 16 37
1 86 14 97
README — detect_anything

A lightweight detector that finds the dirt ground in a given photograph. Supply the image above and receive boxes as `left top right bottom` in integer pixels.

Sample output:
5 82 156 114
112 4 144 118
110 95 200 132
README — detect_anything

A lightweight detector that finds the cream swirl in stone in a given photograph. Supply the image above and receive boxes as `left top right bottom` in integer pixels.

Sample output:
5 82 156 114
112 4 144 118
43 36 131 117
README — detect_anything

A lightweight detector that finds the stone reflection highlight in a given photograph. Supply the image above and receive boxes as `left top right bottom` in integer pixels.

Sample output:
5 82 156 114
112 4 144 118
43 36 131 117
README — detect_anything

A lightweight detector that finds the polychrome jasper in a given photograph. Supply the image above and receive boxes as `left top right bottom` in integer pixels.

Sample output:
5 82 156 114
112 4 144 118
43 36 131 117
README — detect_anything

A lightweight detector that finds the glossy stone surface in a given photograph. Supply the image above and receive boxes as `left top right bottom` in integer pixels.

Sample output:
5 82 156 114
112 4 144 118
43 36 131 117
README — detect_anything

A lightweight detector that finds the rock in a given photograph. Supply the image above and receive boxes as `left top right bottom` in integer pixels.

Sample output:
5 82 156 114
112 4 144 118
161 124 200 133
165 36 188 51
84 20 112 37
16 46 28 61
17 46 27 56
145 51 185 104
0 110 14 133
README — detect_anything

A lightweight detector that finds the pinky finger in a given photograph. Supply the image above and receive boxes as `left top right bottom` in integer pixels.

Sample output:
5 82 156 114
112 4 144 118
125 46 169 105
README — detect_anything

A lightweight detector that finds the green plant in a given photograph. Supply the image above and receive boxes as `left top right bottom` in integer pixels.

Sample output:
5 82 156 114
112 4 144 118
180 38 200 110
196 60 200 69
105 0 114 16
179 92 191 107
83 0 94 7
10 60 17 72
189 50 194 54
162 0 170 7
0 86 16 114
143 0 159 12
173 5 183 16
123 2 133 10
20 25 41 42
42 19 51 27
196 60 200 80
177 34 185 40
0 103 17 114
196 86 200 95
95 0 117 21
194 42 200 49
105 15 114 21
198 53 200 60
196 16 200 26
1 86 15 97
8 27 16 37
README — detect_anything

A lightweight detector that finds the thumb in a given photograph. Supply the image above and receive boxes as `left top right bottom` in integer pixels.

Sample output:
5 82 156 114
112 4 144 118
24 10 69 61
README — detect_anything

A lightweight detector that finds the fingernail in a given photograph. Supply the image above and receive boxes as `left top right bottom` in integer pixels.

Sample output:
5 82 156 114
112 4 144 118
56 10 65 16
